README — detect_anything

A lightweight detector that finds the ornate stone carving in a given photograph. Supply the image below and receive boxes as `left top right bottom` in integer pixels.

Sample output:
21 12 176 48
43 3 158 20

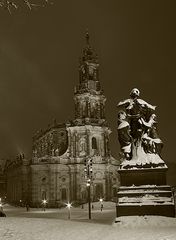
79 137 86 156
117 88 165 168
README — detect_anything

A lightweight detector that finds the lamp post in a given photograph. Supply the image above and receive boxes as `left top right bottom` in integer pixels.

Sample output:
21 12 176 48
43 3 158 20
0 198 2 211
99 198 103 211
42 199 47 211
66 202 72 219
116 196 119 217
86 179 91 219
84 157 93 220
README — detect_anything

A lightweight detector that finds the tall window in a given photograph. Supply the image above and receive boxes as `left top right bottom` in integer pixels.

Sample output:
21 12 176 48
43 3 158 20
61 188 67 200
41 177 47 200
95 184 103 199
42 191 46 200
92 137 97 149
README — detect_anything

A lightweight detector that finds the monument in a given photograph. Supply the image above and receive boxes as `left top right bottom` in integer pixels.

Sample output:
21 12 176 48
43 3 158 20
116 88 175 217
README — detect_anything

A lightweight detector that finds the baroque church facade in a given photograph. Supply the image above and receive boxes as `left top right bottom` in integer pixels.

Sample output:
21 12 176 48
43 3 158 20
5 34 120 207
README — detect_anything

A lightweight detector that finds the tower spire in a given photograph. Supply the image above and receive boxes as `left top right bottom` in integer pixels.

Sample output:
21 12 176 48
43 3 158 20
74 33 106 125
85 30 90 46
74 32 102 95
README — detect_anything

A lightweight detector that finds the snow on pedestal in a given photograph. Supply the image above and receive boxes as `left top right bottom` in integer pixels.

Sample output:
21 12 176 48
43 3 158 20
121 144 166 170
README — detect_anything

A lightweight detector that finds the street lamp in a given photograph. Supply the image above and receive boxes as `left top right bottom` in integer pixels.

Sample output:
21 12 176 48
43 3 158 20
66 202 72 219
42 199 47 211
84 157 93 220
0 198 2 211
99 198 103 211
86 179 91 219
115 201 118 217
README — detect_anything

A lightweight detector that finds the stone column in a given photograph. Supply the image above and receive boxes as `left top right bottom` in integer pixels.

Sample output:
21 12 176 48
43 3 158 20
67 129 71 156
88 101 91 118
86 129 90 156
70 133 74 158
75 133 79 158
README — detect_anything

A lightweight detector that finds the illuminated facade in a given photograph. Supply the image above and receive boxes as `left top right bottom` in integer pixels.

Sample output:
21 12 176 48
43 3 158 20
6 34 120 207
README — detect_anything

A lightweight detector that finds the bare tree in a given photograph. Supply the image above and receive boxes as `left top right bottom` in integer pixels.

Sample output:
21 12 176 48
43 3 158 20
0 0 53 14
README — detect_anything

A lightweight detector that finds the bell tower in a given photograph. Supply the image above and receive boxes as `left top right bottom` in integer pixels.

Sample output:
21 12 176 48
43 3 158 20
67 32 112 160
74 32 106 125
65 32 119 202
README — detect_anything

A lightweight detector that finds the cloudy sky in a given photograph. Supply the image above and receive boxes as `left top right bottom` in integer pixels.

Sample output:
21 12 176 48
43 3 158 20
0 0 175 184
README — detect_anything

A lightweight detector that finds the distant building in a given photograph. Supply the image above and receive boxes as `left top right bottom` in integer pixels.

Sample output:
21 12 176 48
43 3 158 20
4 155 30 204
6 33 120 207
0 162 6 199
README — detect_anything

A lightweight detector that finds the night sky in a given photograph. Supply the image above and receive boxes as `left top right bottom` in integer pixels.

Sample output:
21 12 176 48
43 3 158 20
0 1 175 184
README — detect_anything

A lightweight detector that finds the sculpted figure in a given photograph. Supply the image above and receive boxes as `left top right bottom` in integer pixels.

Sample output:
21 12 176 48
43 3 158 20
118 88 156 144
140 114 163 156
117 110 132 160
117 88 164 166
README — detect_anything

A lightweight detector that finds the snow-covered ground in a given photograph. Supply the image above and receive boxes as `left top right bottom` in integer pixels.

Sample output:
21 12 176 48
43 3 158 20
0 202 176 240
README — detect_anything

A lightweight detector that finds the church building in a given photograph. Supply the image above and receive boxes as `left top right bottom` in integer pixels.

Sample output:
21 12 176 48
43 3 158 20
6 33 120 207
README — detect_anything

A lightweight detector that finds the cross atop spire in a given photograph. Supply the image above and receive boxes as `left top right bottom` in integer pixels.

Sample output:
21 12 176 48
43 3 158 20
81 31 98 63
85 30 90 46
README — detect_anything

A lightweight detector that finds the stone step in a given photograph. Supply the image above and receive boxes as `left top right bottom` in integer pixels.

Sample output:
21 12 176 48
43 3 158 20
118 185 174 201
119 185 172 191
116 204 175 217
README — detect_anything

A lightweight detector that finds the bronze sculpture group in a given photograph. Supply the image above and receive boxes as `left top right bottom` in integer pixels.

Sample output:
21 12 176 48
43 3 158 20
117 88 164 168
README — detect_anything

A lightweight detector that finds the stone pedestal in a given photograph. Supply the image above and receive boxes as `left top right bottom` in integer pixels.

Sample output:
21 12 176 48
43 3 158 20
117 166 175 217
119 167 167 186
116 88 175 217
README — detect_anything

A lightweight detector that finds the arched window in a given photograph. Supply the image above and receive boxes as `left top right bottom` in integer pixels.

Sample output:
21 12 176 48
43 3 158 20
42 177 46 183
92 137 97 149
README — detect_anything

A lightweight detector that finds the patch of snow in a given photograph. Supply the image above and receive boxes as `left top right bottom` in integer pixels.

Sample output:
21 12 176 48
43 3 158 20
137 99 156 110
118 190 171 194
120 185 159 189
0 204 176 240
118 195 174 205
114 215 176 228
121 145 166 169
117 98 131 107
118 121 130 129
117 98 156 111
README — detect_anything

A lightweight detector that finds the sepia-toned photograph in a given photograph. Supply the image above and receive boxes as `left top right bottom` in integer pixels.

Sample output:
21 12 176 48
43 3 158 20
0 1 176 239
